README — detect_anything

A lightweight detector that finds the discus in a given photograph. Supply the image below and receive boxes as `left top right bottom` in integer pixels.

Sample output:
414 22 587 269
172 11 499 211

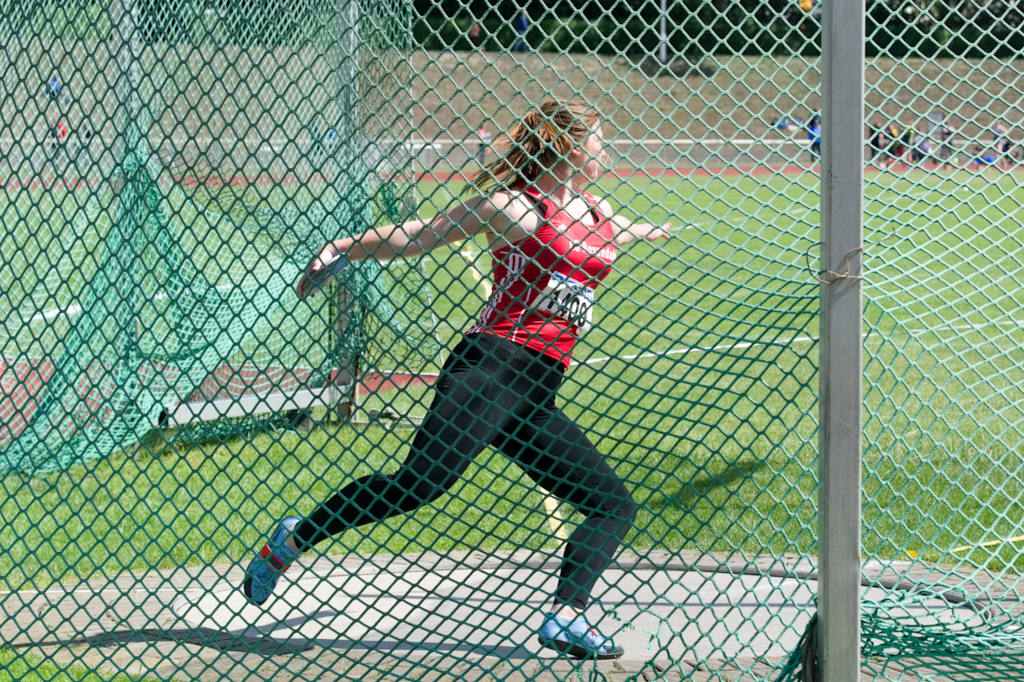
296 254 348 299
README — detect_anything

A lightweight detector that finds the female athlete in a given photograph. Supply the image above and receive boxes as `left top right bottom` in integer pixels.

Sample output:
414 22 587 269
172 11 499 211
242 99 671 660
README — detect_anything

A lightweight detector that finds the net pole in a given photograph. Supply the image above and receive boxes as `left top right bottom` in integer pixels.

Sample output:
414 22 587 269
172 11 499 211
112 0 142 160
658 0 668 64
328 0 361 184
819 0 865 679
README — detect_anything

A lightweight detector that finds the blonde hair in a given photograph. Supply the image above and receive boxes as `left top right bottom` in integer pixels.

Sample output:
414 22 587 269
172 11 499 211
468 99 600 194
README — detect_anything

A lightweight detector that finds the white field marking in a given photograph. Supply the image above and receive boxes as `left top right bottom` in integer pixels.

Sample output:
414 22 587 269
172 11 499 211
607 138 809 148
904 320 1024 335
567 333 816 542
399 136 808 148
868 187 942 201
581 334 818 368
1 135 807 153
580 321 1023 373
22 284 238 325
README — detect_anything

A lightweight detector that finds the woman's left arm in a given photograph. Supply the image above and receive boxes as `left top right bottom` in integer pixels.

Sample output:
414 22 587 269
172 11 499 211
600 200 672 246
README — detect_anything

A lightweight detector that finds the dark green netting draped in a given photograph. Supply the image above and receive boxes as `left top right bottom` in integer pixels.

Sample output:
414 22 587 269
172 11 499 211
2 128 437 473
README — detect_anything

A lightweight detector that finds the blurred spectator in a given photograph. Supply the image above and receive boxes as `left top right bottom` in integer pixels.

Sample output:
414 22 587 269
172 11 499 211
512 10 529 53
771 115 803 134
886 122 905 167
910 123 931 164
46 119 70 156
868 119 887 165
807 115 821 162
469 22 482 48
900 125 917 165
993 122 1013 168
928 112 954 169
970 144 997 168
45 75 71 107
476 125 491 164
46 76 63 101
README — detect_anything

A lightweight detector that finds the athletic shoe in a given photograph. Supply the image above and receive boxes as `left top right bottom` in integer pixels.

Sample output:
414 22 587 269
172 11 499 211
537 612 624 660
242 516 301 605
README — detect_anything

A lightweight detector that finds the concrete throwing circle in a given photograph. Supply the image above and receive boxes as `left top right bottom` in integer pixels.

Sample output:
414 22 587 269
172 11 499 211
171 556 981 673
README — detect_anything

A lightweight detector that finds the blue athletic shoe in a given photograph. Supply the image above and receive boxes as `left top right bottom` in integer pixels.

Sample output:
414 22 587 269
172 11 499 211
537 612 624 660
242 516 301 605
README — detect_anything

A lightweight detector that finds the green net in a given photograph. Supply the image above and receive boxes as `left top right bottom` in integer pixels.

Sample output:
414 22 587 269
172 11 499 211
1 1 1022 681
0 0 437 473
851 8 1024 680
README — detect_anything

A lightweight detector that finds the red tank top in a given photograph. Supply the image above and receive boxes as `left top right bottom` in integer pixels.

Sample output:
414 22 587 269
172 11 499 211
467 186 617 367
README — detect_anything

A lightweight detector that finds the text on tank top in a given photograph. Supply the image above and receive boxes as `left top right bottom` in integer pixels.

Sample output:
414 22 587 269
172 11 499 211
467 187 617 367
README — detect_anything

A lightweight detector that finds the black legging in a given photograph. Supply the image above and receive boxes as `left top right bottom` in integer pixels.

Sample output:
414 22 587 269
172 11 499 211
293 333 636 610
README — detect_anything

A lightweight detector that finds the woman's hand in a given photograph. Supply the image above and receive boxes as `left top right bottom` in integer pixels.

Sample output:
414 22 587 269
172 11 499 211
295 242 344 298
638 222 673 242
600 199 673 246
611 218 673 246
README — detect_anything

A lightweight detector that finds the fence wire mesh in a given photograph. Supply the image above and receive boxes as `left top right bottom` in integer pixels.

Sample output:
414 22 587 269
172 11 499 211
858 6 1024 680
0 1 1021 681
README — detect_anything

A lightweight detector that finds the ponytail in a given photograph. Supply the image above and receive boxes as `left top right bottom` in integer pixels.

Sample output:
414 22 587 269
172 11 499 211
467 99 599 195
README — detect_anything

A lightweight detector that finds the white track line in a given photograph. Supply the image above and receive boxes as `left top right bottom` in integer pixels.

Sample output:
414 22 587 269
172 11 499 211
582 317 1024 369
0 135 808 151
581 335 818 368
904 321 1024 334
397 136 806 148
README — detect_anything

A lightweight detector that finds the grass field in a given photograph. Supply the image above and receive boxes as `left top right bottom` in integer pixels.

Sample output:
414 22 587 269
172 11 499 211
0 647 160 682
2 165 1024 602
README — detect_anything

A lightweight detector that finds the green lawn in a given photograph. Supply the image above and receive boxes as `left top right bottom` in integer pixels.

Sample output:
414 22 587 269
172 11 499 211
0 647 160 682
2 166 1023 601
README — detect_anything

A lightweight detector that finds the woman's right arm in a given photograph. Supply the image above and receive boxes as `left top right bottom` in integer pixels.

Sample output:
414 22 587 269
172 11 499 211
295 191 539 297
308 193 536 266
328 199 486 261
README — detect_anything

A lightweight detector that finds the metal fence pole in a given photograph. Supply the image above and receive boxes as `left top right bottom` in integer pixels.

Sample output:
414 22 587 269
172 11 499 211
819 0 865 679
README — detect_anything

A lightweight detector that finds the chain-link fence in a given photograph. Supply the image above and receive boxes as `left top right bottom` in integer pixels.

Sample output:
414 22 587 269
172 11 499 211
1 1 1022 681
857 3 1024 679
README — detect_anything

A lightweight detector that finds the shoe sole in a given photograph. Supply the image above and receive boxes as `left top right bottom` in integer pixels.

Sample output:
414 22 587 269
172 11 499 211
537 636 624 660
241 575 268 606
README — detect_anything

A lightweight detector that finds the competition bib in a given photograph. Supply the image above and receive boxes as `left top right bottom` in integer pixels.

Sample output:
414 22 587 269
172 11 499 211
535 272 594 332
